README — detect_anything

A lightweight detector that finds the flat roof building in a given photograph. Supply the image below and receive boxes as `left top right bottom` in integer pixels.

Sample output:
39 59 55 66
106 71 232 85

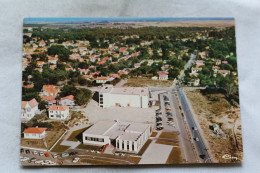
82 120 152 153
99 85 149 108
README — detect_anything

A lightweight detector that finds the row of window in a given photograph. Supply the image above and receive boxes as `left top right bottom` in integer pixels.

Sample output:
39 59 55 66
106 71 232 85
85 137 104 142
116 141 135 151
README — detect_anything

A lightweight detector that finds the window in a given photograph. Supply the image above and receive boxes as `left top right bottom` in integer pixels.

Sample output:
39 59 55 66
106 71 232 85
32 134 36 136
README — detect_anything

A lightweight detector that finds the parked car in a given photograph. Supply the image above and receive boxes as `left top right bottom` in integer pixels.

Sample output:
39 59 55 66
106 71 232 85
156 127 164 130
39 152 44 156
25 149 30 154
45 153 50 157
20 157 29 162
30 158 37 162
166 108 172 111
35 160 44 164
156 113 162 117
156 109 162 114
168 118 174 122
20 149 24 153
156 123 162 126
61 153 69 157
199 154 206 159
52 153 57 158
33 151 38 155
69 151 78 156
156 117 162 122
72 157 80 163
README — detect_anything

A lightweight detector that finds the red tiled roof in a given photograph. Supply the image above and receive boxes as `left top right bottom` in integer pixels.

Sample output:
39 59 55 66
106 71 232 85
60 95 75 101
49 105 69 111
23 127 47 134
21 98 38 109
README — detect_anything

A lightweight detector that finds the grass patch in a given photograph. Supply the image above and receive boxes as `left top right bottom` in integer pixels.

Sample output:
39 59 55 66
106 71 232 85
80 158 121 165
137 139 152 156
67 127 88 142
45 130 65 148
77 144 102 151
50 133 70 153
155 140 179 146
129 156 141 164
150 132 158 137
166 147 183 164
21 138 46 149
123 78 173 87
159 132 178 141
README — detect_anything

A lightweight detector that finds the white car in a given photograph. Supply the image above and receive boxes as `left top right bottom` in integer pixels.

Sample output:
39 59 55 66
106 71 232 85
39 152 44 156
20 157 29 162
35 160 44 164
33 151 38 155
72 157 80 163
52 153 57 158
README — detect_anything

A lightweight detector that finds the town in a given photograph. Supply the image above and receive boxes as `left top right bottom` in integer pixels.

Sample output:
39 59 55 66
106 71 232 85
20 18 242 166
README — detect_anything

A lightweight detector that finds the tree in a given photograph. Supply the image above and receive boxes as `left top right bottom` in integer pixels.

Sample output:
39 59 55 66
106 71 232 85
75 88 92 105
38 100 48 111
218 74 238 98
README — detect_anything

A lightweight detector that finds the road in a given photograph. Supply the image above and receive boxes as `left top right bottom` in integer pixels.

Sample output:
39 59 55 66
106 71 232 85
176 86 212 163
178 50 197 81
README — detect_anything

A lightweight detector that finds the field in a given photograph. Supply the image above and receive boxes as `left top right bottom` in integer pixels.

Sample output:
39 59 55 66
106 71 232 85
50 133 70 152
80 158 121 165
123 78 173 87
137 139 152 156
186 89 243 163
67 127 88 141
76 144 102 151
158 132 178 141
166 147 183 164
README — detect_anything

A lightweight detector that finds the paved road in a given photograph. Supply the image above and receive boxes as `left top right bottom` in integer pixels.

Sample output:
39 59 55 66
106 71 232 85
178 50 197 81
177 86 212 163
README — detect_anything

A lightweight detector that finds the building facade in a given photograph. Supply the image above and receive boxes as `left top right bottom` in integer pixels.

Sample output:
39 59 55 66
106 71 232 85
48 105 69 120
23 127 47 139
21 98 39 120
82 120 151 153
99 85 149 108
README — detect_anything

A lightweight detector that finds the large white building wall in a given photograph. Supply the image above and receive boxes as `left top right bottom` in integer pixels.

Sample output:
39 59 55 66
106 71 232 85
100 93 149 108
24 132 46 139
83 133 110 146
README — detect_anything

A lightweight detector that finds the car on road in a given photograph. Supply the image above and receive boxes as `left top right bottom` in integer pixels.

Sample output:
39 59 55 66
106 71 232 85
61 153 70 157
166 108 172 111
52 153 57 158
194 137 199 141
39 152 44 156
156 113 162 117
168 118 174 122
72 157 80 163
69 151 78 156
45 153 50 157
199 154 206 159
156 109 162 114
192 127 198 130
20 157 30 162
35 160 44 164
25 149 30 154
33 151 38 155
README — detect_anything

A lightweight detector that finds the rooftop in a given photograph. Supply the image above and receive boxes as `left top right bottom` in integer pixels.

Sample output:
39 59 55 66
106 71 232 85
83 120 150 141
100 85 149 96
23 127 47 134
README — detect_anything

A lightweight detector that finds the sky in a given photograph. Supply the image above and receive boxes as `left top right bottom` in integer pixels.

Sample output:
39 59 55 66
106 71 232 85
23 17 234 24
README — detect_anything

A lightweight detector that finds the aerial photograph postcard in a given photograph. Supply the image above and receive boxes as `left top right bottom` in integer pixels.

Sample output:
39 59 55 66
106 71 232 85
21 17 243 166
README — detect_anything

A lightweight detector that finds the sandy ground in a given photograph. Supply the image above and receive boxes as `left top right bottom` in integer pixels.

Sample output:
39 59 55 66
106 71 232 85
77 100 156 125
186 90 243 163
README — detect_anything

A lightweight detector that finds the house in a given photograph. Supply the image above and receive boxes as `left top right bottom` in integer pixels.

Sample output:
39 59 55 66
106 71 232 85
23 127 47 139
79 68 90 75
48 55 58 64
41 85 59 97
152 76 158 80
134 63 141 68
96 76 108 84
36 61 45 68
59 95 76 106
196 60 204 66
82 120 151 153
99 85 149 108
191 67 202 75
157 71 168 80
218 70 230 77
222 61 228 64
38 40 46 47
21 98 39 120
188 78 200 86
42 96 57 106
48 105 69 120
212 66 220 73
216 59 221 65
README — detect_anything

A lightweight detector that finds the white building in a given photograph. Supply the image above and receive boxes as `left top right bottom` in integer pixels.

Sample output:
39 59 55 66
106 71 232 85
82 120 151 153
23 127 47 139
48 105 69 120
96 77 108 84
99 85 149 108
21 98 39 120
59 95 76 106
